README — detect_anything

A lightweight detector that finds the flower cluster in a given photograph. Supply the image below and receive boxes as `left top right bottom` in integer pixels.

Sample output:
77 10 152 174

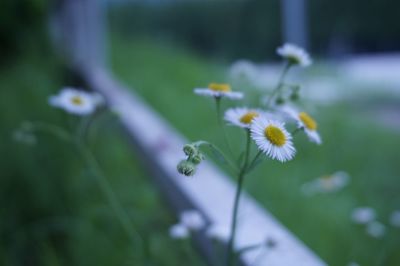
176 43 322 264
185 43 320 165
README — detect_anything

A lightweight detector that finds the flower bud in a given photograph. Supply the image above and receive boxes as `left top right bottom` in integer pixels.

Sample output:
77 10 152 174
290 91 299 101
275 97 285 105
190 154 204 165
177 160 196 176
183 144 197 157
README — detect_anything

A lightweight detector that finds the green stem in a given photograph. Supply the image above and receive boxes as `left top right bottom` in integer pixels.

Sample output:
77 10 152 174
246 150 263 174
226 130 251 266
215 97 235 158
77 144 146 259
28 122 72 142
193 140 239 173
266 62 292 108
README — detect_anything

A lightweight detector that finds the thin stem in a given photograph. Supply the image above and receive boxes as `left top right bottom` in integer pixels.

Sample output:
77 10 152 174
28 122 72 142
77 144 146 259
291 127 303 136
215 97 235 158
246 150 263 174
266 62 292 108
226 130 251 266
194 140 239 173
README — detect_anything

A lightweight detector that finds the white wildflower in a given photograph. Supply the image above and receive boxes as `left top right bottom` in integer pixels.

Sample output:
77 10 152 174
194 83 243 100
180 210 206 230
169 223 189 239
250 117 296 162
49 87 99 115
277 43 312 67
351 207 376 224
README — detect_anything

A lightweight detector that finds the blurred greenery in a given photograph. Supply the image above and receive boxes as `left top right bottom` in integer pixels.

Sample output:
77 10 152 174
0 0 49 63
110 35 400 266
0 41 203 266
109 0 400 60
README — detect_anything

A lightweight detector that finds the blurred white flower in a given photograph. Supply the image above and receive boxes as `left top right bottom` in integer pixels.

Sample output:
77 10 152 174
169 223 189 239
206 224 231 242
251 117 295 162
224 107 272 129
12 130 37 145
366 221 386 238
277 43 312 67
351 207 376 224
280 105 321 144
301 171 350 195
194 83 243 100
180 210 206 230
389 210 400 227
229 60 258 83
49 87 99 115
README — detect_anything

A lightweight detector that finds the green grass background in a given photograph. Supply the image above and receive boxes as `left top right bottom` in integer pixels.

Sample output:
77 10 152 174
110 35 400 266
0 45 203 265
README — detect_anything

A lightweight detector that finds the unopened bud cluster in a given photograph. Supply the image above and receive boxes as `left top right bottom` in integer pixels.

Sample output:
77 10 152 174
177 144 204 176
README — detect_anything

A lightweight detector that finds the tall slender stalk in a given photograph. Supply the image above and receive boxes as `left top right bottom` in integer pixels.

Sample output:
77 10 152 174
215 97 235 158
226 130 251 266
266 62 292 108
76 143 147 259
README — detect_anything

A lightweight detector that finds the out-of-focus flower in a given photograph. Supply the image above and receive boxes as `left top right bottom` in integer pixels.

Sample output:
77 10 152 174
351 207 376 224
169 223 189 239
12 130 37 145
277 43 312 67
206 224 231 242
366 221 386 238
280 106 321 144
194 83 243 100
251 117 295 162
180 210 206 230
49 87 98 115
224 107 271 129
389 210 400 227
301 171 350 195
347 262 360 266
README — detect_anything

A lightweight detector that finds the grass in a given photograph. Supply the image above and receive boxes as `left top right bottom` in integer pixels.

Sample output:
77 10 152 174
110 35 400 266
0 45 203 265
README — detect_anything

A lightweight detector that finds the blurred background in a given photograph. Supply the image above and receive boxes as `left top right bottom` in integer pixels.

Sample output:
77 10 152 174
1 0 400 265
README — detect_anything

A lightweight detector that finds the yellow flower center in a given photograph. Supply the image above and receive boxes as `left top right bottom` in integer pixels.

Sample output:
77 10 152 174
299 112 317 130
240 111 259 124
264 125 286 147
208 83 231 92
71 96 84 106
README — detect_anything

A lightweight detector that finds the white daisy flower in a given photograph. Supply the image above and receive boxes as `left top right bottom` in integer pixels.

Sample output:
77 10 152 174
194 83 243 100
280 106 322 144
250 117 295 162
169 223 189 239
366 221 386 238
389 210 400 227
351 207 376 224
277 43 312 67
49 87 98 115
224 107 272 129
206 224 231 242
180 210 206 230
301 171 350 195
